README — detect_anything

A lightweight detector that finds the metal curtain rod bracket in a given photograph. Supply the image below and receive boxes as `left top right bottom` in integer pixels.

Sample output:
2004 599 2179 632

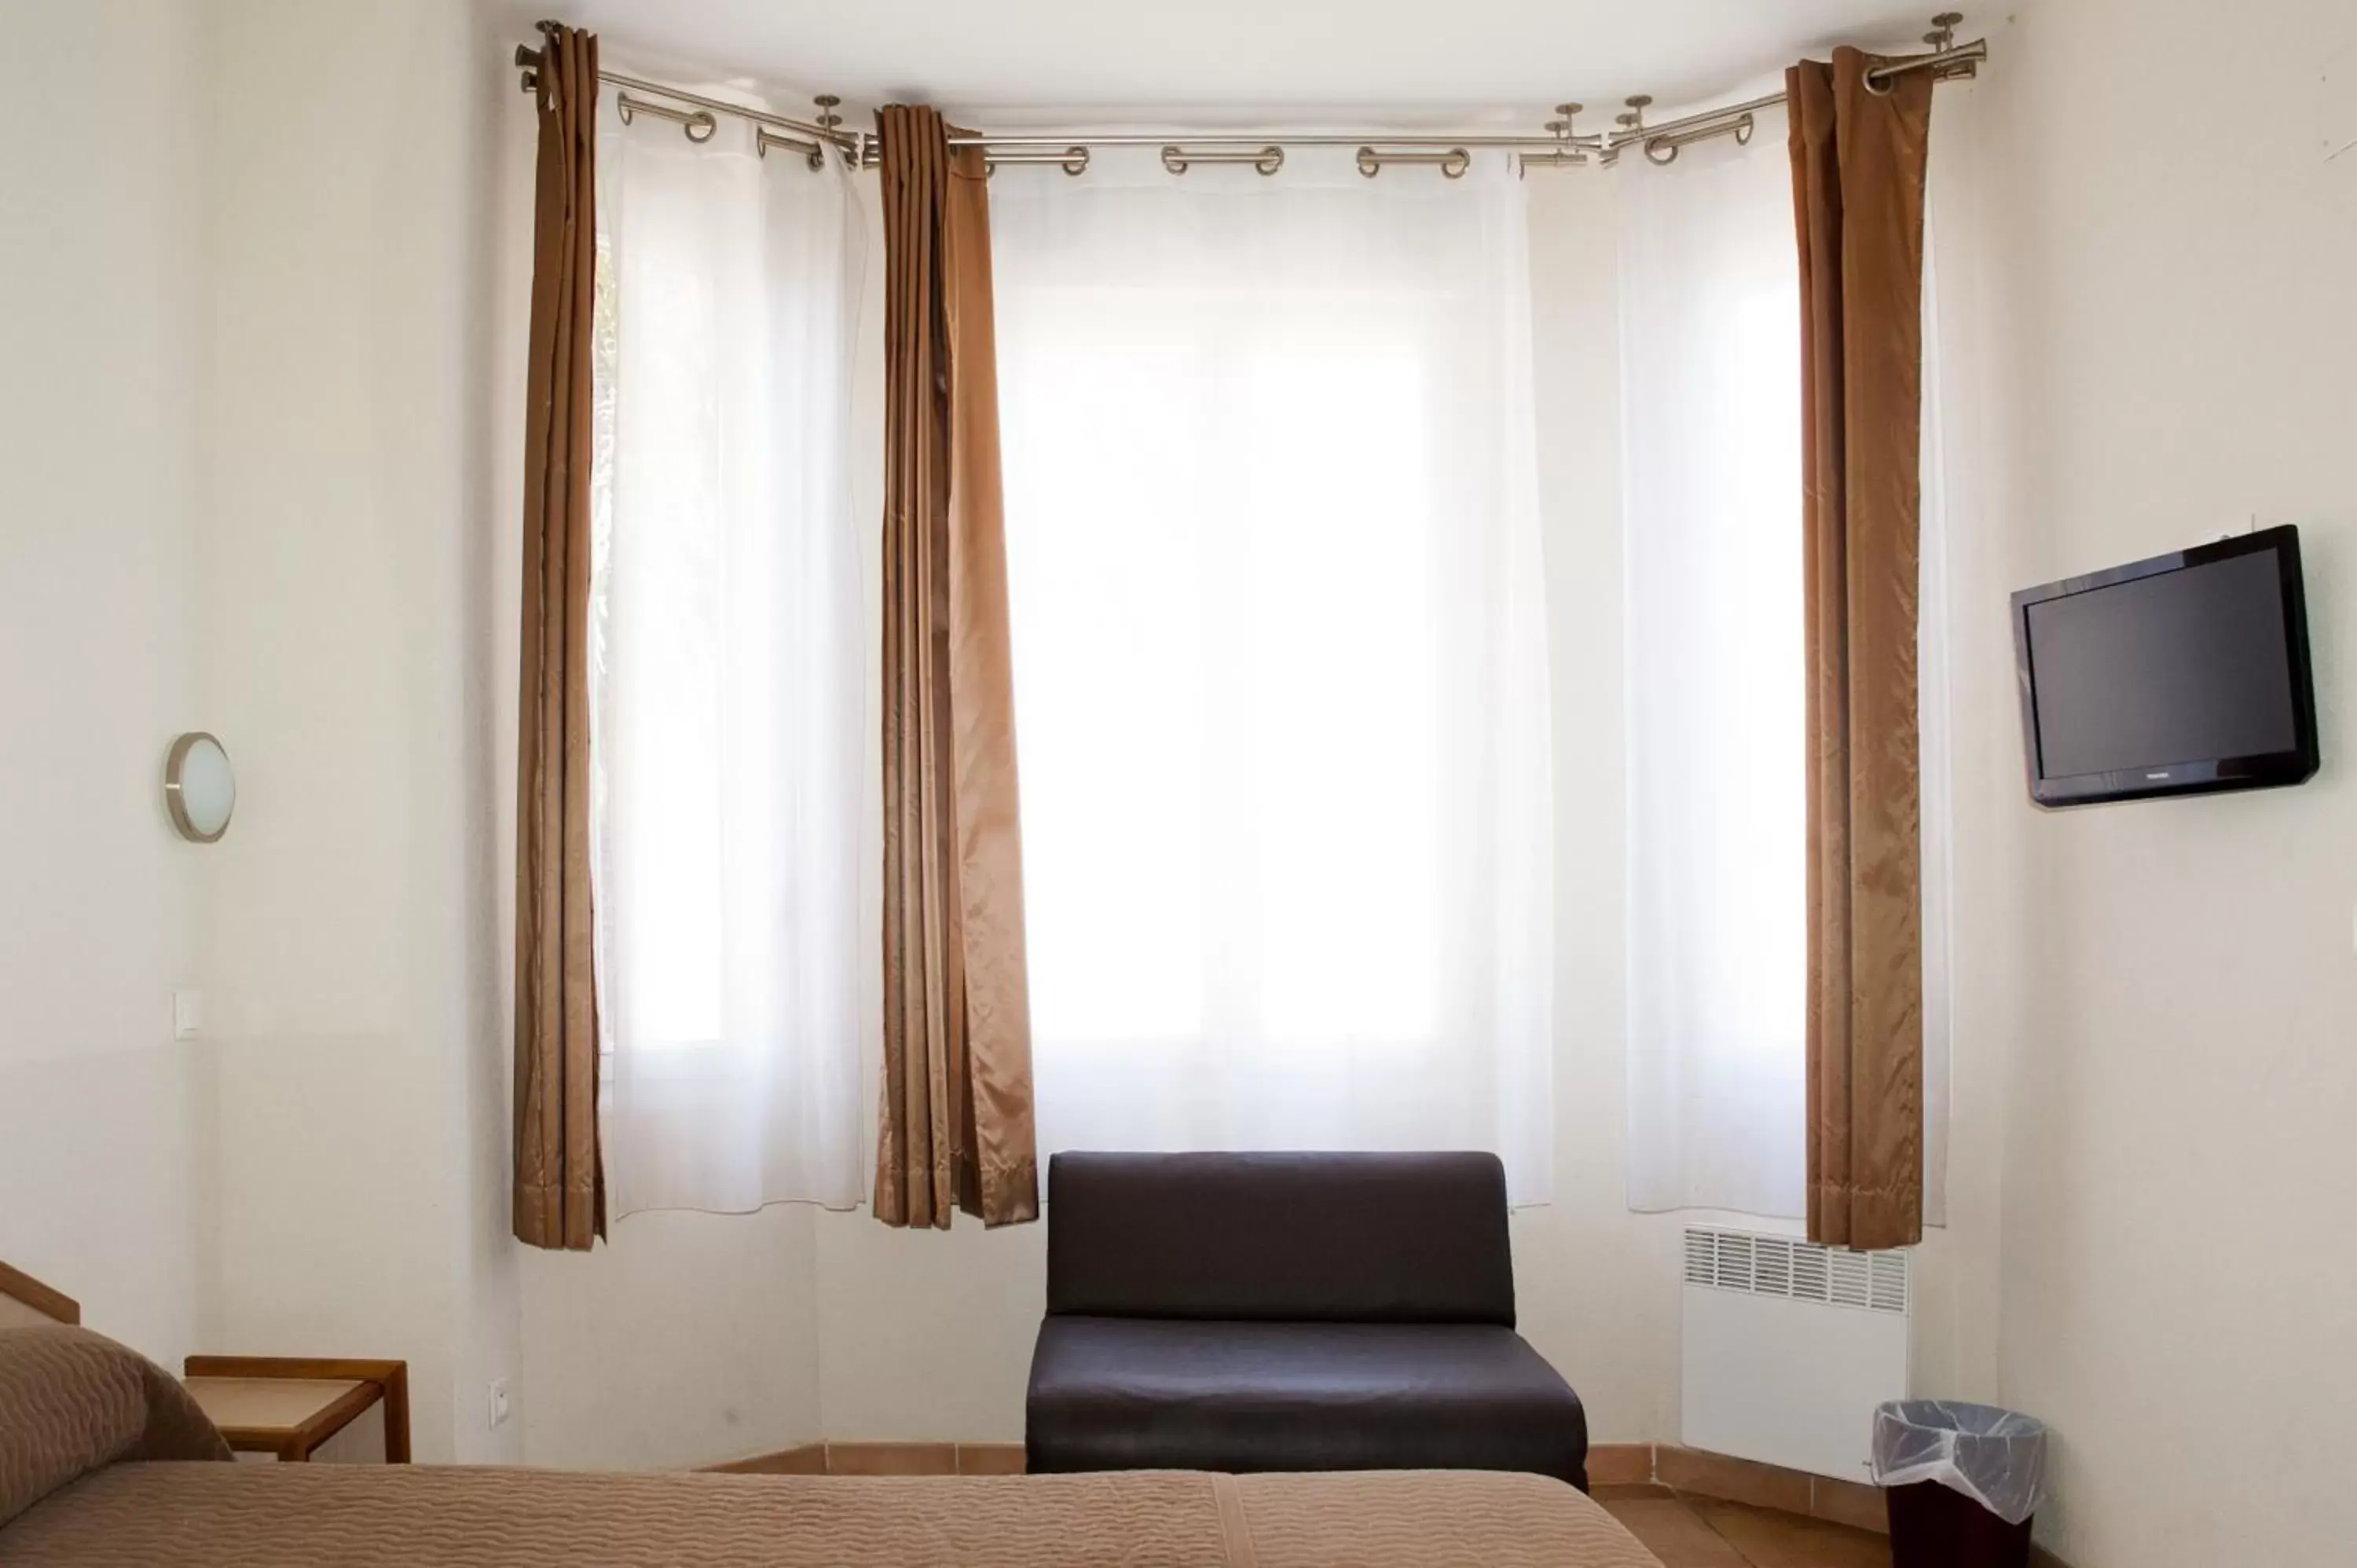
1867 15 1981 94
1163 145 1285 175
1519 104 1598 174
1358 145 1470 179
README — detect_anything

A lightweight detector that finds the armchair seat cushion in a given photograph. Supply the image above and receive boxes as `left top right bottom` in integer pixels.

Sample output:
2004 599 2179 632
1025 1316 1589 1487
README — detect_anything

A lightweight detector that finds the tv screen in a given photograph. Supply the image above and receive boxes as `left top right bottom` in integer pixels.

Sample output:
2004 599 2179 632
2012 526 2318 806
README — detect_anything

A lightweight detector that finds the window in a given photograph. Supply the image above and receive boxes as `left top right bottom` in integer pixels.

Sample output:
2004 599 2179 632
1619 113 1810 1218
1621 107 1955 1222
989 150 1556 1202
588 101 867 1216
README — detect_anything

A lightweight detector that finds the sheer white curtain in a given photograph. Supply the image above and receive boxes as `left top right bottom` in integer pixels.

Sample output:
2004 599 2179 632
588 101 867 1216
990 148 1555 1203
1621 104 1955 1224
1620 109 1809 1218
1916 77 1992 1229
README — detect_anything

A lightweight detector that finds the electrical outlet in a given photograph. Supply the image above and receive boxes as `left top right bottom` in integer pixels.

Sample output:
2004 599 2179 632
488 1379 511 1429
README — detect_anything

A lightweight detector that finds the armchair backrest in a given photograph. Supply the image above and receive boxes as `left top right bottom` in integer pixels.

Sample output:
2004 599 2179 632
1044 1151 1516 1326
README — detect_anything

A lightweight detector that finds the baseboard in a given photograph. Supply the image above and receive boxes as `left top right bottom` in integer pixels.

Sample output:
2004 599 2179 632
706 1443 826 1475
1586 1444 1655 1488
1596 1443 1891 1535
951 1443 1029 1475
707 1442 1023 1477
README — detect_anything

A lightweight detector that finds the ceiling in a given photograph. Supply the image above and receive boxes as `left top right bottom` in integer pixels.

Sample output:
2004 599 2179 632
544 0 1954 126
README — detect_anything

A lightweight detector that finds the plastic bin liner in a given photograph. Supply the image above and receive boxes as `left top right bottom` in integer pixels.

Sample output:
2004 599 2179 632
1871 1401 2048 1526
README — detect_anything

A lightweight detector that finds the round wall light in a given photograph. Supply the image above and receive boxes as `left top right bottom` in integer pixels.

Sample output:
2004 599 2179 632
164 732 236 844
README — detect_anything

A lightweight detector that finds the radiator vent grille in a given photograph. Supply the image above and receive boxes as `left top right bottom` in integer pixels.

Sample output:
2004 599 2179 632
1681 1226 1909 1315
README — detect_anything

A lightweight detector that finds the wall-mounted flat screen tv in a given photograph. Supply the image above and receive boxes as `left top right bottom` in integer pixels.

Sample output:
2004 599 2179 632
2012 525 2318 807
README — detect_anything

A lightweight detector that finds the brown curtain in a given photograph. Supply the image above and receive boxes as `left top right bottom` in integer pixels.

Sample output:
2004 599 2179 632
875 104 1040 1229
511 23 604 1251
1790 47 1931 1253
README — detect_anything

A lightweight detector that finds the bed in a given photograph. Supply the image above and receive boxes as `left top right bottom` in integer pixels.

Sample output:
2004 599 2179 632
0 1321 1662 1566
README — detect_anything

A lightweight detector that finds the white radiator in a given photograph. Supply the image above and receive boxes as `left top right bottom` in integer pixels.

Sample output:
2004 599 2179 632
1679 1225 1911 1482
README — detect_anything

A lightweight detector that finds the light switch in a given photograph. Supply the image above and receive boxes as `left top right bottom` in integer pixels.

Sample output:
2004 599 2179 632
173 988 203 1042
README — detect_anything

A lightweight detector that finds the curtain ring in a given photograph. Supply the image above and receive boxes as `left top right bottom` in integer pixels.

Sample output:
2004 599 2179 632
1441 148 1470 178
1643 138 1679 166
617 93 718 145
1862 60 1899 97
1168 145 1285 176
985 147 1090 178
757 128 826 169
1355 146 1381 179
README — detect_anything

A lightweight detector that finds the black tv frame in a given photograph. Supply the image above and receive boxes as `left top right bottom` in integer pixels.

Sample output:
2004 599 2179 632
2011 524 2319 808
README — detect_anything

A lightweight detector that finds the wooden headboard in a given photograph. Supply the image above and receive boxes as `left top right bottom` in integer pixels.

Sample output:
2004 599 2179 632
0 1260 80 1328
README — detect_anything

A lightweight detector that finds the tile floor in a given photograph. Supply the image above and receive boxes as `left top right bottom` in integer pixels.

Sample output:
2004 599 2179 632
1597 1486 1893 1568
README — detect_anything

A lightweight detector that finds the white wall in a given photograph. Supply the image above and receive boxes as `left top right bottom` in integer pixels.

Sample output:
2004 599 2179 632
0 0 208 1368
517 1206 823 1467
1962 2 2357 1563
192 0 519 1464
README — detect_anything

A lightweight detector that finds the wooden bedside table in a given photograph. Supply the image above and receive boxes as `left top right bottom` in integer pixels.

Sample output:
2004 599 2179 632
182 1357 410 1464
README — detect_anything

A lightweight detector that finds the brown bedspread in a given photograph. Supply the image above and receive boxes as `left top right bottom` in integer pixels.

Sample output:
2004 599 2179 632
1 1463 1662 1566
0 1324 1661 1566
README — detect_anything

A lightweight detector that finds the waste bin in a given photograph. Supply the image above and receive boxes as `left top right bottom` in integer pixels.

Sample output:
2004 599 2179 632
1870 1401 2048 1568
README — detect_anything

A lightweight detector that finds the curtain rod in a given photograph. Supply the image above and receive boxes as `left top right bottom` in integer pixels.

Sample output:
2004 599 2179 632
516 16 1985 176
